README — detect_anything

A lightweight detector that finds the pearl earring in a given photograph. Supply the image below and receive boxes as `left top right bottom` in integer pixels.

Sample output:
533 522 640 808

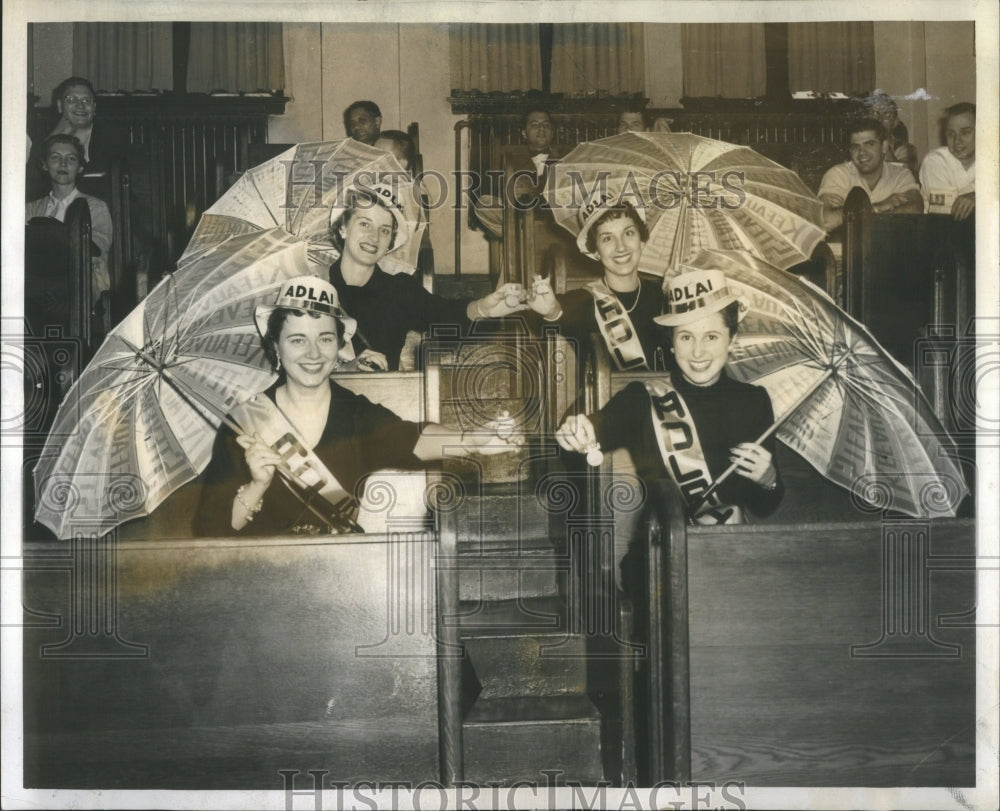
275 356 282 372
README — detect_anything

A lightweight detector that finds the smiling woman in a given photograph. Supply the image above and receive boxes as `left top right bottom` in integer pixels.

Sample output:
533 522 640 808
193 275 522 537
327 185 530 371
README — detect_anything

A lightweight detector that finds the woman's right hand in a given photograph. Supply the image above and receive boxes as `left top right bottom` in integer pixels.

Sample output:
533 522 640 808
527 274 561 320
237 432 282 487
555 414 597 454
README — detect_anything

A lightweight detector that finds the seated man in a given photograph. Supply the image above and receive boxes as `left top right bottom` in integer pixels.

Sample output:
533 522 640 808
26 133 113 300
616 106 649 134
344 100 382 146
472 108 561 240
919 102 975 221
865 91 919 178
818 117 923 232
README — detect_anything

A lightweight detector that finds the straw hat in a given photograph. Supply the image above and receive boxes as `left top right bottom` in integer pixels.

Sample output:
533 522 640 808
653 268 747 327
254 275 357 360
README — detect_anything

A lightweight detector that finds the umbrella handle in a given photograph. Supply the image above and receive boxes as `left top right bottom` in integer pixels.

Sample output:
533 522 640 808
693 365 837 508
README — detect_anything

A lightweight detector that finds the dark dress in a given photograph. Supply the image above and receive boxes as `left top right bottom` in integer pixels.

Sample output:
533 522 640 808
540 275 671 370
193 381 424 537
329 260 471 370
590 372 783 519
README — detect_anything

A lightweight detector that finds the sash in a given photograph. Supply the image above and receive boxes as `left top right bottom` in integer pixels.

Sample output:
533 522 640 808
643 378 744 526
230 393 362 533
585 280 648 371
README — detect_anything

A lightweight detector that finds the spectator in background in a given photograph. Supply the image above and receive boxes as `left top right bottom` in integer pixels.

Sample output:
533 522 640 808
818 118 922 232
27 76 125 200
344 100 382 146
919 103 975 221
374 129 416 172
865 91 918 178
616 107 649 134
26 134 113 300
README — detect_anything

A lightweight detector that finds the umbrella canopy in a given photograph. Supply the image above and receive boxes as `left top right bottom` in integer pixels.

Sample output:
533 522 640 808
544 131 825 275
677 249 968 518
182 139 426 275
34 227 309 539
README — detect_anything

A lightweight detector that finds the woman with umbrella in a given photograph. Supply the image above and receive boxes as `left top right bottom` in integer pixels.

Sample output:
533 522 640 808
554 267 783 525
527 191 669 372
329 183 528 371
194 275 520 537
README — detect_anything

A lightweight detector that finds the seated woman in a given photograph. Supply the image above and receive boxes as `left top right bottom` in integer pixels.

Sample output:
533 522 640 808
25 133 113 301
555 267 783 525
328 184 527 371
527 195 669 372
194 276 520 537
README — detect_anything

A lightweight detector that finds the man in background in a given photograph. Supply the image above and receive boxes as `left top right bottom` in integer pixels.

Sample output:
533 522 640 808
344 100 382 146
818 117 922 232
919 103 975 221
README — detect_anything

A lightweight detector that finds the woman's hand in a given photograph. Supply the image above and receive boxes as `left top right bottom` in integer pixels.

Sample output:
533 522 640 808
729 442 776 487
555 414 597 454
527 274 562 320
237 432 282 488
470 282 528 319
461 412 525 456
355 348 389 372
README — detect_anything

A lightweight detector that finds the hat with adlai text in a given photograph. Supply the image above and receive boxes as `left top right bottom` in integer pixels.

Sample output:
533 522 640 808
575 185 646 259
254 275 357 360
653 268 747 327
329 181 411 251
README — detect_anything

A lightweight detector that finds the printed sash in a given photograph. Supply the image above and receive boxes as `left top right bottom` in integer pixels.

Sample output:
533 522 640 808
585 280 648 371
643 378 743 526
231 393 362 533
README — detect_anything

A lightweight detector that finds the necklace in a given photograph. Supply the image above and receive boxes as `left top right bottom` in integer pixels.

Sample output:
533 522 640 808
616 284 641 314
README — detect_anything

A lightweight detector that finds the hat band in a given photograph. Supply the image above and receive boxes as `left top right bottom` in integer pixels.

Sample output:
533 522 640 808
666 287 732 316
278 297 346 318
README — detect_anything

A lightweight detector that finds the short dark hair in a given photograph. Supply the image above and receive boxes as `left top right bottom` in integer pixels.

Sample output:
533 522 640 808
944 102 976 122
377 129 416 171
262 308 345 372
329 188 400 252
584 202 649 255
521 107 553 130
54 76 96 106
343 100 382 132
865 91 898 115
663 300 742 345
847 117 886 142
40 133 86 166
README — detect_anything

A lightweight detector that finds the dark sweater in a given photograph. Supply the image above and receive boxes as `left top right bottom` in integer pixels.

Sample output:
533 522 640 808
329 260 471 370
590 372 783 519
194 381 423 537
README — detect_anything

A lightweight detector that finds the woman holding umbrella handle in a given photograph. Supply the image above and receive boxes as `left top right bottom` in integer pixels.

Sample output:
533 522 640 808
194 276 522 537
554 267 782 525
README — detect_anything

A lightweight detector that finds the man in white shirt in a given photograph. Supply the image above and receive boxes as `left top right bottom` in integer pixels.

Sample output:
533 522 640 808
818 118 923 232
919 103 976 221
26 134 113 298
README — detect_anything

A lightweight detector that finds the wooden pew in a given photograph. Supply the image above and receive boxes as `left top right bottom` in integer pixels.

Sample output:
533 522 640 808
594 354 977 785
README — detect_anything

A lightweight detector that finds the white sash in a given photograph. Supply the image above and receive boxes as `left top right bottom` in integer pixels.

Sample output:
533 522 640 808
231 393 361 533
643 378 744 525
585 280 648 371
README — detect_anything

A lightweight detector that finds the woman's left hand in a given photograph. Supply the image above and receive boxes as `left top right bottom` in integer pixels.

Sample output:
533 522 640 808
472 282 529 319
729 442 777 487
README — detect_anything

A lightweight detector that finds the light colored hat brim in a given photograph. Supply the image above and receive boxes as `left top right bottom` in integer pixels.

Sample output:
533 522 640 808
653 292 747 327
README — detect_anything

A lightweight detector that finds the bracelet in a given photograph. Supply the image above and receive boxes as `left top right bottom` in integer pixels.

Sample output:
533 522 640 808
762 478 779 492
236 483 264 521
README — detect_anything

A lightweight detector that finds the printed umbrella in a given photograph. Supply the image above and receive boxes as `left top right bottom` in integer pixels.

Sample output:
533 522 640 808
181 139 426 275
544 131 825 275
34 227 309 539
677 249 968 518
